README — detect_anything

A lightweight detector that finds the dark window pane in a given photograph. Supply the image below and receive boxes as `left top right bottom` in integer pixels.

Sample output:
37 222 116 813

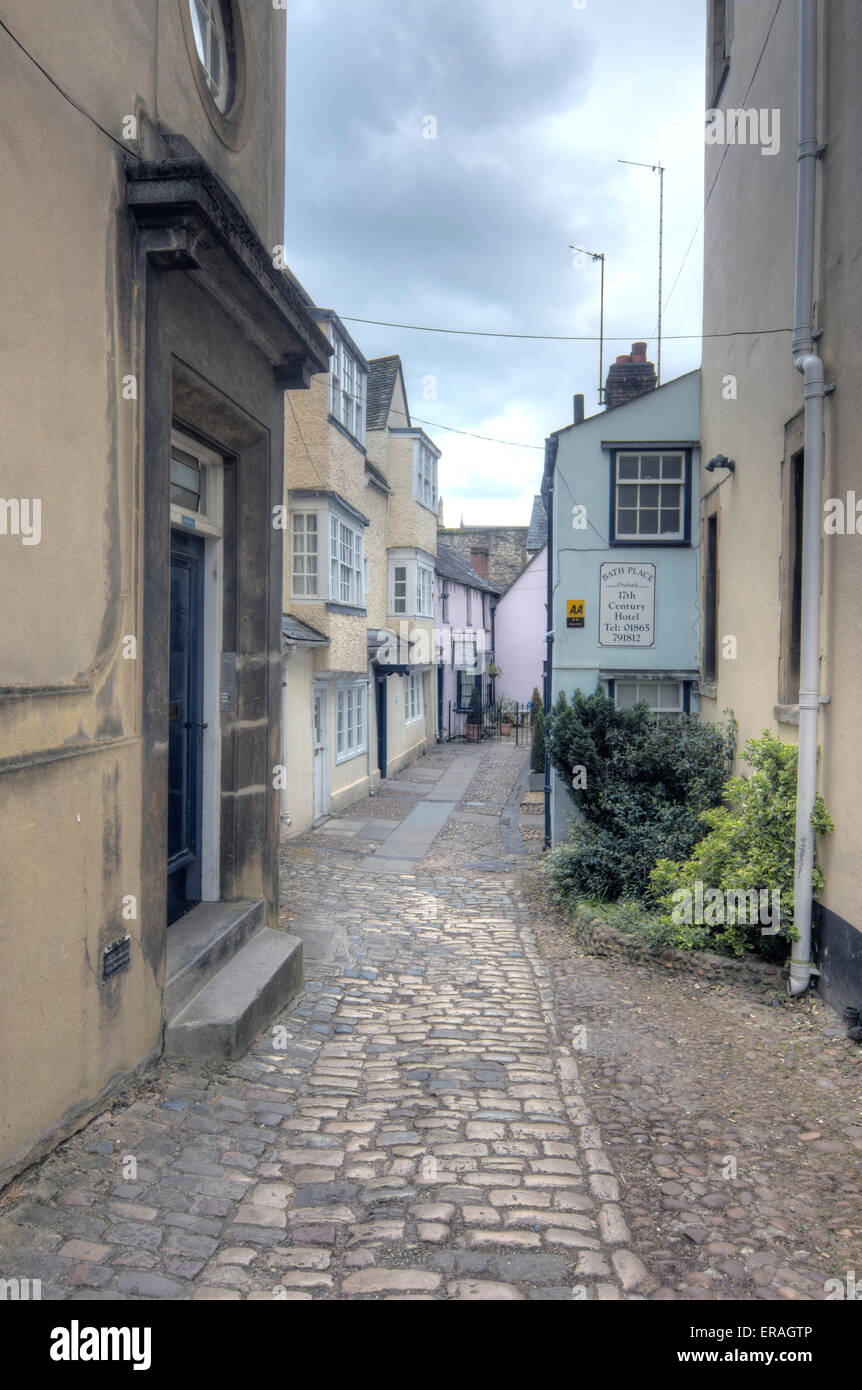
618 485 638 507
661 483 681 508
640 455 661 479
639 484 659 508
618 455 638 480
617 509 637 534
639 511 659 534
662 454 683 478
660 509 680 532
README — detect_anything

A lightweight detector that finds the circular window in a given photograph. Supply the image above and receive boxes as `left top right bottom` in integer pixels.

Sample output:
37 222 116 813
181 0 251 148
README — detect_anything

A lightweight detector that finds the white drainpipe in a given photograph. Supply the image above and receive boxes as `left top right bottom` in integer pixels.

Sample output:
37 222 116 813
280 653 291 825
789 0 828 995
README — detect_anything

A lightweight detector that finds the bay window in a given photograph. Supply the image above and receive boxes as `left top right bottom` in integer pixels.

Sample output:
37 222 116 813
290 497 366 608
388 550 434 618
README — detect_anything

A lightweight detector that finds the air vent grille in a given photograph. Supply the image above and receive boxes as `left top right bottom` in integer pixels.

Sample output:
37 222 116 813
103 934 131 981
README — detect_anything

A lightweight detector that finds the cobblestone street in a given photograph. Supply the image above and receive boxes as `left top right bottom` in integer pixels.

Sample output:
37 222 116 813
1 742 859 1302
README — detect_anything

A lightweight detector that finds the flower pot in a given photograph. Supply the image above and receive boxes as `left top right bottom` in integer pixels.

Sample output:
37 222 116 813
467 724 481 741
500 721 513 736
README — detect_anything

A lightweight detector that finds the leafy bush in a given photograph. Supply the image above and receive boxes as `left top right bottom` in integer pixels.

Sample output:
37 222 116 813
649 731 834 957
530 687 545 773
544 688 731 901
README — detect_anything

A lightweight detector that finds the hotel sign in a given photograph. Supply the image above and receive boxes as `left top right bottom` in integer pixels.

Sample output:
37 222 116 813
598 563 655 647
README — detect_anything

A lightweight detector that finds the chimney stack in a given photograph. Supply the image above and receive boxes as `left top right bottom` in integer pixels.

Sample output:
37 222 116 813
604 342 657 410
573 393 585 424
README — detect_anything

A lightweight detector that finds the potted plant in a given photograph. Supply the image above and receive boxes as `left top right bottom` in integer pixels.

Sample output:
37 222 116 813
499 697 516 737
466 685 483 741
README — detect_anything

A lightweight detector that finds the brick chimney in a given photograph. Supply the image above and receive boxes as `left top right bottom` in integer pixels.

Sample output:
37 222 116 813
604 341 657 410
470 547 489 580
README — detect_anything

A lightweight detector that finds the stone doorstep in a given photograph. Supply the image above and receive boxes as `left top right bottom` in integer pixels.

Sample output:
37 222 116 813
165 927 303 1064
164 900 267 1018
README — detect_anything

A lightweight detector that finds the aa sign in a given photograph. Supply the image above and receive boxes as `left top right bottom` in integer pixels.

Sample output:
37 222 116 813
566 599 585 629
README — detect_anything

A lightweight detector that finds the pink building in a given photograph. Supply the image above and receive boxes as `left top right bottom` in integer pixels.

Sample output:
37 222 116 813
493 545 548 707
434 544 500 739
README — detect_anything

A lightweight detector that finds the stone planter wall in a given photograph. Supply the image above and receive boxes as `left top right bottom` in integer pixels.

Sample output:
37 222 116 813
571 905 786 995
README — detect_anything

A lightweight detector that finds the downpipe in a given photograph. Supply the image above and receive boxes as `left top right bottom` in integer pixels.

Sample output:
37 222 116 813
788 355 825 996
788 0 827 996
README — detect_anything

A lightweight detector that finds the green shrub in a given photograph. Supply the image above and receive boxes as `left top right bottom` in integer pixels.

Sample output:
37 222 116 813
544 688 731 901
466 685 483 725
530 687 546 773
649 731 834 957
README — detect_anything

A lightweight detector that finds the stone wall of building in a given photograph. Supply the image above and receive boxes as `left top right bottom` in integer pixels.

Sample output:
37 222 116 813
437 526 528 593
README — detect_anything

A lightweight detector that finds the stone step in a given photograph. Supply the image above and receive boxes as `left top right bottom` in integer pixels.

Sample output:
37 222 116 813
165 927 303 1063
165 899 266 1019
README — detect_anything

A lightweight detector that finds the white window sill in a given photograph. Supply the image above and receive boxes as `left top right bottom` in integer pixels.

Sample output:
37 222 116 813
405 714 425 727
335 746 368 765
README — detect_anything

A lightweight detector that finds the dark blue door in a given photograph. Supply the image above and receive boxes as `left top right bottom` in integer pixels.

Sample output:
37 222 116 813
375 673 387 779
167 530 205 924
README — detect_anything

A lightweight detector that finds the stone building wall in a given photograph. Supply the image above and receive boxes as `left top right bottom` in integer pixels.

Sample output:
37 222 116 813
437 527 528 593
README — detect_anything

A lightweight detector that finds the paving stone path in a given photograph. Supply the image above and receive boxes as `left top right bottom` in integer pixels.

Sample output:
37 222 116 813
0 744 644 1300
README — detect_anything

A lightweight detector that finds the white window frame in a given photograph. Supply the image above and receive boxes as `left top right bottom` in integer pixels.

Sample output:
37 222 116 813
329 328 367 445
336 681 368 762
416 561 434 618
188 0 230 112
291 502 366 607
614 679 684 717
614 451 685 542
330 515 364 607
388 550 435 618
413 439 439 512
405 670 425 725
290 511 320 598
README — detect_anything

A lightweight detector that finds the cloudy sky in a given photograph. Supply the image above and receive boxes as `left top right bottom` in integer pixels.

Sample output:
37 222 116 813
283 0 706 525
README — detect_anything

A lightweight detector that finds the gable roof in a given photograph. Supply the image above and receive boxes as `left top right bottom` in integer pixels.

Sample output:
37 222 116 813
367 355 408 431
434 542 502 595
526 494 547 551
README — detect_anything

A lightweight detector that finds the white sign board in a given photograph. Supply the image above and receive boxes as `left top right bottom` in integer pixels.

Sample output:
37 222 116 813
598 562 655 647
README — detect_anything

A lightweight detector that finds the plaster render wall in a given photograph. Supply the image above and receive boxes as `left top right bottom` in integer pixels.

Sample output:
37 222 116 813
0 0 291 1184
699 1 862 963
494 548 548 705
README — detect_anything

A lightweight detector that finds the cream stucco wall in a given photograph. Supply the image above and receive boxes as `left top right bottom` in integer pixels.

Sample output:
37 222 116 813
0 0 289 1182
699 0 862 946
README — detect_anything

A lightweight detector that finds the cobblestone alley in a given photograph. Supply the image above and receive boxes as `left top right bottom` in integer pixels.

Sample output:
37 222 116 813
1 743 859 1302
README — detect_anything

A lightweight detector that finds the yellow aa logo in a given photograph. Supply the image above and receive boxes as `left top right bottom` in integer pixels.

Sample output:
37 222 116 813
566 599 585 628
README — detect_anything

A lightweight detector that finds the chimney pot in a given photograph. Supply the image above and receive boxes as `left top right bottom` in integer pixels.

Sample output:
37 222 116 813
573 393 585 424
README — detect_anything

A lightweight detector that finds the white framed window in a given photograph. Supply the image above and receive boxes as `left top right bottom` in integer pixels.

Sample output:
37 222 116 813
614 680 684 716
330 516 364 607
170 430 223 536
388 551 434 618
291 503 365 606
291 513 319 597
413 439 438 512
336 682 367 761
405 670 425 724
329 329 366 444
188 0 230 112
452 632 480 671
393 563 408 615
416 562 434 618
613 452 685 541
